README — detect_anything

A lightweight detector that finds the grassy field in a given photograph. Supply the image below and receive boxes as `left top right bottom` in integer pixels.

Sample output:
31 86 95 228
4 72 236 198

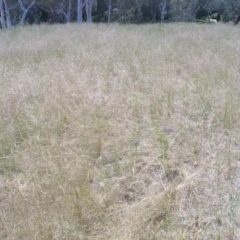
0 23 240 239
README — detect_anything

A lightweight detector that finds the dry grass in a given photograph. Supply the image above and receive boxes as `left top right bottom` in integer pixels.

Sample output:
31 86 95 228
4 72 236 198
0 23 240 239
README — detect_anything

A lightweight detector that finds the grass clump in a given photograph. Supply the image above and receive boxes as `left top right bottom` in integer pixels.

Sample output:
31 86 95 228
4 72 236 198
0 23 240 239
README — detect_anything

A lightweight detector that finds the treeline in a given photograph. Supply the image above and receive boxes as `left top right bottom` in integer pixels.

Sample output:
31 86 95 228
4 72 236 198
1 0 240 28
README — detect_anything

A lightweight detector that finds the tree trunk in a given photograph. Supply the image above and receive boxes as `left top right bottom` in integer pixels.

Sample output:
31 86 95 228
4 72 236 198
0 0 6 29
188 0 197 21
18 0 36 25
107 0 111 24
20 10 29 25
66 0 72 23
77 0 83 23
85 1 90 22
234 15 240 25
3 0 11 28
85 0 95 23
161 0 166 23
77 0 88 23
151 1 157 23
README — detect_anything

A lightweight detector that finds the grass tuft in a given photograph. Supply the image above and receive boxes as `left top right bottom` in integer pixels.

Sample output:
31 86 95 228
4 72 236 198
1 23 240 239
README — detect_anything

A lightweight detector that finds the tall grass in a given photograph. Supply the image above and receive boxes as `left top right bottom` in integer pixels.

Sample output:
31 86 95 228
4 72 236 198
0 23 240 239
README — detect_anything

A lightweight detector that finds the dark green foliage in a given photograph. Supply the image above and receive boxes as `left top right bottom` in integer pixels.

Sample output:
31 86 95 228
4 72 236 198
0 0 240 27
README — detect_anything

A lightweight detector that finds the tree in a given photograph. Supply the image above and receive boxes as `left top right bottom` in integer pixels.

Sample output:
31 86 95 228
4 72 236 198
226 0 240 23
66 0 72 22
169 0 208 22
142 0 168 23
0 0 16 28
3 0 12 27
234 14 240 23
55 0 72 23
161 0 167 22
115 0 142 23
0 0 6 29
77 0 87 23
18 0 36 24
85 0 96 23
107 0 111 23
0 0 238 27
99 0 119 23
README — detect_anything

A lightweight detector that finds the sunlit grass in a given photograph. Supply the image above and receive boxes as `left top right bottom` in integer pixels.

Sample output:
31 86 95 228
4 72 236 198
0 23 240 239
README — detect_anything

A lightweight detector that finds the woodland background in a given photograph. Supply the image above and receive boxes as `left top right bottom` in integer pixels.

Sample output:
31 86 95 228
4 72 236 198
1 0 240 28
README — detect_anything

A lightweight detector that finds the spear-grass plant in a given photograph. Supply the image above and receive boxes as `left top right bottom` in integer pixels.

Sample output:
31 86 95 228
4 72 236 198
0 23 240 239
